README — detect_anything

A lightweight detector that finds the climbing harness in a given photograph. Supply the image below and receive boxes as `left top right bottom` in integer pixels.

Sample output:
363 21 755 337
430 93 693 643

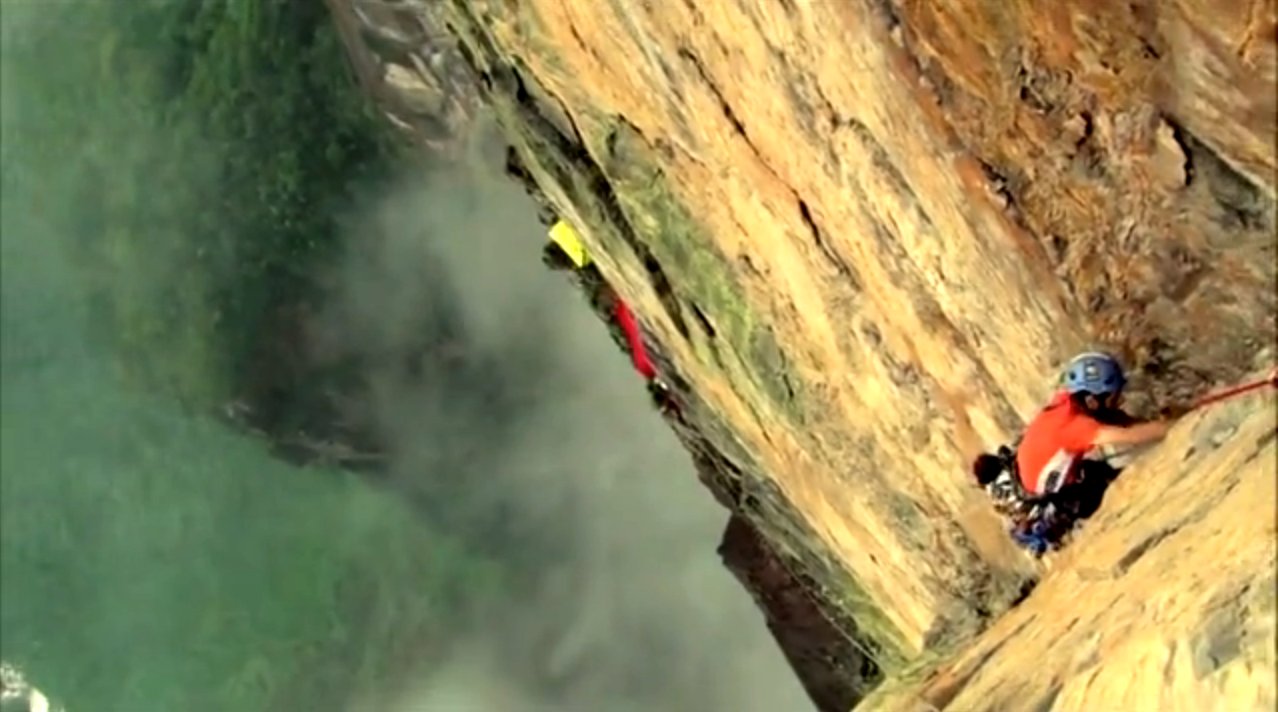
972 447 1058 555
1010 511 1058 557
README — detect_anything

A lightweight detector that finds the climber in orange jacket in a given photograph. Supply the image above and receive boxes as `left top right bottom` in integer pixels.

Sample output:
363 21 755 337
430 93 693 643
1015 352 1179 501
980 354 1275 556
977 351 1181 555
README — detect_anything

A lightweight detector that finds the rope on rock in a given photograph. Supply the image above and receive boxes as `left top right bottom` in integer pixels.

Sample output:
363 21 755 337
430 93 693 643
1187 368 1278 412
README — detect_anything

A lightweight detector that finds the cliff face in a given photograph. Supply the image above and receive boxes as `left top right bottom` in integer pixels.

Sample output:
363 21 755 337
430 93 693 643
858 394 1276 711
332 0 1276 708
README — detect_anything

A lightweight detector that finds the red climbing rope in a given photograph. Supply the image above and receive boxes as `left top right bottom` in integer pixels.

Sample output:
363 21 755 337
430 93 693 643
1188 368 1278 412
613 297 657 380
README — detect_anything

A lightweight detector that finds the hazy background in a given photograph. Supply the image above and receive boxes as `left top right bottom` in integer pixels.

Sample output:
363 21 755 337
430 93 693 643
335 155 811 712
0 2 810 711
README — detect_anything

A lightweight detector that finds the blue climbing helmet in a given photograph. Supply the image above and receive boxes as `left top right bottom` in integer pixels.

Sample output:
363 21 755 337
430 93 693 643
1062 351 1126 397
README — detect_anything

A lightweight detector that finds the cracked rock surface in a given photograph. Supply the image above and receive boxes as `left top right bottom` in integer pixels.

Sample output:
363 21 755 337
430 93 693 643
332 0 1275 708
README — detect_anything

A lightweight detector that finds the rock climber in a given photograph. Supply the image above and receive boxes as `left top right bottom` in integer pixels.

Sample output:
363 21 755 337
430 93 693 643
976 351 1184 555
602 283 679 415
979 356 1278 556
541 219 678 414
1016 352 1177 502
1015 352 1187 552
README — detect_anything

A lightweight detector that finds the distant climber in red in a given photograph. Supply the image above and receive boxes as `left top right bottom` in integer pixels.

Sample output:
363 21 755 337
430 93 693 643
542 218 679 415
612 296 657 380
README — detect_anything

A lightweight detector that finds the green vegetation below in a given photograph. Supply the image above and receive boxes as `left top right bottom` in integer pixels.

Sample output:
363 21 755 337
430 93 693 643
2 0 396 415
0 328 504 711
1 1 502 710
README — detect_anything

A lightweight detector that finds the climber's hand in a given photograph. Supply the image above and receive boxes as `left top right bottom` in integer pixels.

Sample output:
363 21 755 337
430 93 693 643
1268 366 1278 387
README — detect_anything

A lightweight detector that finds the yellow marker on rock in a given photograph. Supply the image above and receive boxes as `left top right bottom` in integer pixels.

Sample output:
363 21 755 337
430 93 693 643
548 220 591 268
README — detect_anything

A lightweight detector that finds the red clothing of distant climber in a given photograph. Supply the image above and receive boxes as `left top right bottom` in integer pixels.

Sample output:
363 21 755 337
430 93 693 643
612 298 657 380
1015 389 1103 496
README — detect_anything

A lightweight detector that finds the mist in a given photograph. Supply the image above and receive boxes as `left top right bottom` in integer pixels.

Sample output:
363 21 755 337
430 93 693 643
319 153 812 711
0 2 811 709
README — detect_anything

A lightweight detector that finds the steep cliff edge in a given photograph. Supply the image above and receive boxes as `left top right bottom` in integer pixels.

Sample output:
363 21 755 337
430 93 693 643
859 392 1276 711
331 0 1275 708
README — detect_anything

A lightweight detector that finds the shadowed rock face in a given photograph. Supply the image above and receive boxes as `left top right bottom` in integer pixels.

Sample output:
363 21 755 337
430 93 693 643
330 0 1275 708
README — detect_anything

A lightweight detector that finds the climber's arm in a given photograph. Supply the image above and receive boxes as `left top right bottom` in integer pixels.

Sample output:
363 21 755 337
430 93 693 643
1090 419 1172 447
1060 409 1173 450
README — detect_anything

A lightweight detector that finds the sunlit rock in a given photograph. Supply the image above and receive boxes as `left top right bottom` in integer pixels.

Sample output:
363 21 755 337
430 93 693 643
332 0 1276 708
